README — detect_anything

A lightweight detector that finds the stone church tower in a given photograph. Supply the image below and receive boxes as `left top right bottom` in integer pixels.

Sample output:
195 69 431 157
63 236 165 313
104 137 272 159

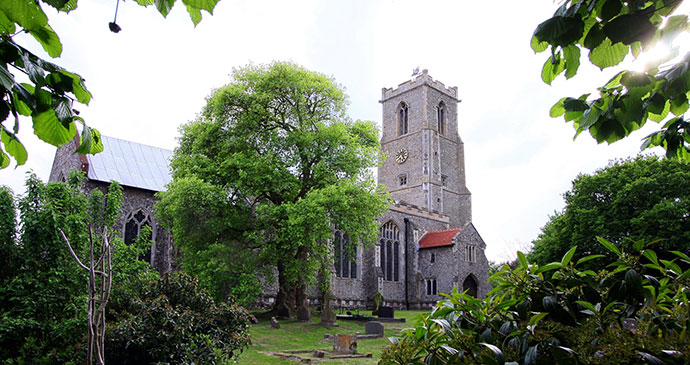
379 69 472 227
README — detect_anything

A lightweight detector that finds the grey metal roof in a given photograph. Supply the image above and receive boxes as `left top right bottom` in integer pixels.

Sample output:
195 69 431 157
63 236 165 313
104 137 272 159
86 135 173 192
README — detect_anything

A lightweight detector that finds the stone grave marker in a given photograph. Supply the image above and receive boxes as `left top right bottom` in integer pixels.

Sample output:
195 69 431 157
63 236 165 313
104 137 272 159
365 321 384 337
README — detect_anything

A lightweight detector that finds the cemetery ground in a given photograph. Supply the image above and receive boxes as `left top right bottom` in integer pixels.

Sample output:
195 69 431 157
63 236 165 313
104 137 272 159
242 310 428 363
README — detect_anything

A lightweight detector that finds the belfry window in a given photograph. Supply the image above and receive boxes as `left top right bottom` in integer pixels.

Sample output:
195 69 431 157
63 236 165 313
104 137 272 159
398 174 408 186
124 209 153 264
398 102 409 136
437 102 446 135
334 231 357 279
379 221 400 281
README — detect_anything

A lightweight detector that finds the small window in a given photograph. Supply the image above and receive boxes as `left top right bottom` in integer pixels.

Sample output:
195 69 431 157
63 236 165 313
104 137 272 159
422 182 429 191
426 279 437 295
413 229 419 243
465 245 477 263
441 175 447 187
398 102 409 136
437 102 446 135
430 253 435 263
398 174 408 186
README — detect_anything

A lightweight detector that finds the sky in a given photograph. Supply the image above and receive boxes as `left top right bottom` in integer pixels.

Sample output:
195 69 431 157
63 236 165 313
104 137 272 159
0 0 676 262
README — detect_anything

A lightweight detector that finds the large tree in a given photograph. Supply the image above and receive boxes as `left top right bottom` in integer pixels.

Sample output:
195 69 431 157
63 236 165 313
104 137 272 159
156 62 389 318
528 155 690 267
532 0 690 159
0 0 220 168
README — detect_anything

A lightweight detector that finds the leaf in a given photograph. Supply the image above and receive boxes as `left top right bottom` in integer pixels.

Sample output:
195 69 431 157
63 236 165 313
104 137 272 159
52 96 72 125
603 12 656 45
660 259 682 274
550 98 567 117
561 246 577 266
185 4 202 26
583 23 606 50
0 66 14 92
531 35 549 53
600 0 622 21
643 250 659 265
533 16 585 47
0 146 9 169
671 250 690 262
589 118 626 143
589 39 629 70
0 127 27 166
536 262 562 273
28 24 62 58
21 55 45 86
0 8 17 35
517 251 528 269
576 254 605 266
479 343 505 364
31 107 76 146
0 0 48 31
58 70 91 104
440 345 458 356
597 236 620 255
638 351 664 364
182 0 220 14
542 54 566 85
563 97 589 112
529 312 548 327
525 345 538 365
155 0 176 17
563 45 581 79
543 296 559 313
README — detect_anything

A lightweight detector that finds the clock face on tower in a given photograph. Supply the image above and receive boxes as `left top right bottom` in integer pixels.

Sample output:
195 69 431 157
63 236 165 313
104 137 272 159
395 148 409 164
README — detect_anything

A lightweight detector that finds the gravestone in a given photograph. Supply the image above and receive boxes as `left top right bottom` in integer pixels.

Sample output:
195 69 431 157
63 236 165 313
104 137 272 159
296 304 311 321
333 334 357 354
320 290 337 326
270 316 280 329
378 306 394 318
365 321 384 337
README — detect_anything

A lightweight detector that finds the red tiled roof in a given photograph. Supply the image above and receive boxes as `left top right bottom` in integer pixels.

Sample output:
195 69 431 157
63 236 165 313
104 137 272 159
418 228 462 249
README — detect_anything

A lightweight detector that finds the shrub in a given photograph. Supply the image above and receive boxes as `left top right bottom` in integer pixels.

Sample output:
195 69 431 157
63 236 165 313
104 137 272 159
106 272 252 364
382 239 690 364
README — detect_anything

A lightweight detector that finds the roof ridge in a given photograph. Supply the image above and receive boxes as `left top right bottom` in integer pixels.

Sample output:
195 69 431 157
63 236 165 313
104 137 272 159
101 134 172 152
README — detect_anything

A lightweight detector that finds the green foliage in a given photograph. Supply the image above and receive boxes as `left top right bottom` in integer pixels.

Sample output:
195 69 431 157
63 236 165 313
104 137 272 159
157 61 390 309
0 173 159 363
533 0 690 159
529 155 690 268
0 0 219 169
106 272 252 364
382 241 690 364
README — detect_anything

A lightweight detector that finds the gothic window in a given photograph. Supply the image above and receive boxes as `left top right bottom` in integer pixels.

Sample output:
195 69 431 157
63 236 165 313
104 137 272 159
398 102 409 136
379 221 400 281
437 101 446 135
334 231 357 279
398 174 408 187
124 208 153 264
430 253 436 263
463 275 478 297
465 245 477 263
426 278 437 295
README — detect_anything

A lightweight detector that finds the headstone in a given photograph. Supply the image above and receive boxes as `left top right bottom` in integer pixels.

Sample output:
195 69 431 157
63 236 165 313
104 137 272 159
296 304 311 321
270 316 280 329
313 350 325 358
365 321 384 337
320 291 336 326
378 306 394 318
333 334 357 354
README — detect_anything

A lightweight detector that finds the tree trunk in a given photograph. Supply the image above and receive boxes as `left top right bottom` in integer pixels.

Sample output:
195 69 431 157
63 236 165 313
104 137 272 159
273 260 295 318
295 247 311 322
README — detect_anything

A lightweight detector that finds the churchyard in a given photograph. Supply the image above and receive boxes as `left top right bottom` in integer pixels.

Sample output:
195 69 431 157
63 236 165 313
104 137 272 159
243 310 427 364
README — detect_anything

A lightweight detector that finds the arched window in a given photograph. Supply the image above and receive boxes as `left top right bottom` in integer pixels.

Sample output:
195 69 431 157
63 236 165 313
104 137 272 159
437 101 445 135
465 245 477 263
124 208 153 264
398 102 409 136
379 221 400 281
463 275 478 297
334 231 357 279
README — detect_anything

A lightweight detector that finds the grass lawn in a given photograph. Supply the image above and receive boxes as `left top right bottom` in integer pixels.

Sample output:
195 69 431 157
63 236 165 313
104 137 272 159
239 310 429 364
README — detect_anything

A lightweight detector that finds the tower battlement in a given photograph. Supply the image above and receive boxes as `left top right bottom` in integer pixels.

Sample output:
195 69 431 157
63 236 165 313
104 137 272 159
380 69 459 102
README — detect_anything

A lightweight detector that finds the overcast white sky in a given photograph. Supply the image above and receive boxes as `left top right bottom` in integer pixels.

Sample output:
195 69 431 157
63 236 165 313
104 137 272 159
1 0 677 262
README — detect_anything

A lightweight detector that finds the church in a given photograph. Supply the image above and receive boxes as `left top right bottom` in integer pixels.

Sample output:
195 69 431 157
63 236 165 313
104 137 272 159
49 70 490 310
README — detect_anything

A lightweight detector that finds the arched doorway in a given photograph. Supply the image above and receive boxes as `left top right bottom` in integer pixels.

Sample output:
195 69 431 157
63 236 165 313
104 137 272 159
463 275 478 298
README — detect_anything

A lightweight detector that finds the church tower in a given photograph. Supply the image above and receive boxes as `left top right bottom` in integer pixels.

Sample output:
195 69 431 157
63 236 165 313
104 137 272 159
379 70 472 228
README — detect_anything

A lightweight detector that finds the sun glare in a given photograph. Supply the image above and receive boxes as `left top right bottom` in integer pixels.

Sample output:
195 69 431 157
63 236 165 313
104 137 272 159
632 4 690 72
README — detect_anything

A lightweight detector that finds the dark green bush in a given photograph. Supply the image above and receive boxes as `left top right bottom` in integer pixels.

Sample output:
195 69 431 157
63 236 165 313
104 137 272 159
106 272 252 364
382 239 690 364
